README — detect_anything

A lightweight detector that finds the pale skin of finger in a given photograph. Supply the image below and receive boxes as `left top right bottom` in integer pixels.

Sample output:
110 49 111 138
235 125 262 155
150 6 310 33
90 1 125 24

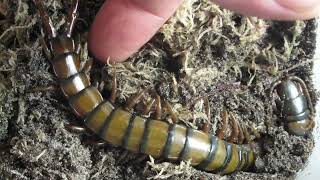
213 0 320 20
88 0 183 63
88 0 320 63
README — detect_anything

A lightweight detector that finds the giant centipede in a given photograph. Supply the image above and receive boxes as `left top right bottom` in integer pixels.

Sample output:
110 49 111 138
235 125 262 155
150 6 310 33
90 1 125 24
33 0 256 174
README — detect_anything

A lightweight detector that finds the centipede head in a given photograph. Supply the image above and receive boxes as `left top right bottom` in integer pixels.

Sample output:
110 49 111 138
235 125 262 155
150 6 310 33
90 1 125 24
33 0 79 56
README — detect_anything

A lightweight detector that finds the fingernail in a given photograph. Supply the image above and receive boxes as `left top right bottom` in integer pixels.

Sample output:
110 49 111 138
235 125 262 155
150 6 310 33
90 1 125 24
275 0 320 12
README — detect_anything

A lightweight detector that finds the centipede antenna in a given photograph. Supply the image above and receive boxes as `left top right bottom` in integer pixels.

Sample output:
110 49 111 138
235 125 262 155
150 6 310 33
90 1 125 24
289 76 315 115
110 67 117 104
216 110 228 139
268 78 282 130
33 0 56 38
155 94 162 120
164 100 178 123
269 78 282 100
64 0 79 37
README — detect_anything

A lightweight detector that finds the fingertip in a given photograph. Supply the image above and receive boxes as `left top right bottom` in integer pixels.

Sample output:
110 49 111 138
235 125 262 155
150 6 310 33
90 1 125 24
89 0 183 63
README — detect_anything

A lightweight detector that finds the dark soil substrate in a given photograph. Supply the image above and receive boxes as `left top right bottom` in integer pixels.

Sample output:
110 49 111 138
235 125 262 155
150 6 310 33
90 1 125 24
0 0 317 179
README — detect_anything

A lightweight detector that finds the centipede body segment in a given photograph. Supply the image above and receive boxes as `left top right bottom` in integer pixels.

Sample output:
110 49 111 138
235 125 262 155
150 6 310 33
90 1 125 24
270 75 315 136
33 0 256 175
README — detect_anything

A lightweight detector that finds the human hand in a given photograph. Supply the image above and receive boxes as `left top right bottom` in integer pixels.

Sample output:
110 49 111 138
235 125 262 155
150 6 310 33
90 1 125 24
88 0 320 63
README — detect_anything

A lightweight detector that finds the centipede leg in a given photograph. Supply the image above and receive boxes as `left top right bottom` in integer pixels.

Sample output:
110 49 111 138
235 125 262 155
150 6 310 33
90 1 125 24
201 96 211 133
216 110 228 139
117 150 130 165
227 112 239 143
110 68 117 104
66 126 106 146
164 100 178 123
27 85 57 93
238 122 245 144
250 126 261 140
125 89 146 110
142 98 156 117
39 37 52 59
242 125 253 146
134 154 149 164
74 33 81 55
155 94 162 120
64 0 79 37
83 137 106 146
65 123 87 134
82 58 93 75
33 0 56 38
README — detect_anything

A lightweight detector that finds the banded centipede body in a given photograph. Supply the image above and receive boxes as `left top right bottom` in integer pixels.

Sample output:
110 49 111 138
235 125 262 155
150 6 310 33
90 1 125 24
33 0 256 174
270 75 315 136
